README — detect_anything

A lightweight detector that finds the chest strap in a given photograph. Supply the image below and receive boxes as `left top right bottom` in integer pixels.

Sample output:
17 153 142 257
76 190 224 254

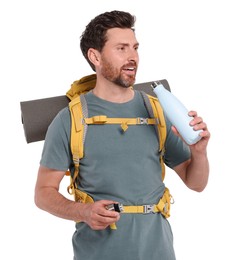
84 115 159 132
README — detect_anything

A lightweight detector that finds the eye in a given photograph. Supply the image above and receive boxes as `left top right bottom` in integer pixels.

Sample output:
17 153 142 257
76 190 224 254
134 45 139 51
118 46 125 51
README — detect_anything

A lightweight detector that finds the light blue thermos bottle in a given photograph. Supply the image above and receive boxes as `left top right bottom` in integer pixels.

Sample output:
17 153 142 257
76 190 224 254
151 81 202 145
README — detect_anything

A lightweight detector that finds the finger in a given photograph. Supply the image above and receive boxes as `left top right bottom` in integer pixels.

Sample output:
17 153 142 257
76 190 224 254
190 116 202 126
199 129 210 139
192 121 206 131
92 202 120 220
91 221 113 230
188 110 197 117
96 200 121 216
98 207 120 219
91 213 120 230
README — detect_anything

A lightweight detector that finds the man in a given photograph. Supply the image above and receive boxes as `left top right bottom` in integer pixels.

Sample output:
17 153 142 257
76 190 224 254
34 10 210 259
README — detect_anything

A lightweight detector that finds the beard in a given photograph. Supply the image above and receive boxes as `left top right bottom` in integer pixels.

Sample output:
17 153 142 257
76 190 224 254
101 58 136 88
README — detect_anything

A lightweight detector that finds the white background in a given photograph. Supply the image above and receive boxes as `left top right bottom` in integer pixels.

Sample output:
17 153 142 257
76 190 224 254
1 0 231 259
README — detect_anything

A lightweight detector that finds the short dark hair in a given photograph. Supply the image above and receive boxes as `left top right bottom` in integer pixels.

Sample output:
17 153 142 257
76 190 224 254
80 10 136 71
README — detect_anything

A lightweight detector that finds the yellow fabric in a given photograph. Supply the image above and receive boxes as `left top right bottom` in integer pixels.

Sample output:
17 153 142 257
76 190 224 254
110 223 117 230
123 205 148 213
122 188 171 217
84 116 157 132
147 95 167 180
147 95 166 153
74 188 94 204
66 74 96 100
84 117 157 125
67 96 85 195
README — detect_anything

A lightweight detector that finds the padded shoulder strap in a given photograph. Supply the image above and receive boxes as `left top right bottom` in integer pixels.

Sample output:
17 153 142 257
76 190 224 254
140 92 167 181
147 94 167 153
69 96 83 161
69 94 89 159
67 94 88 194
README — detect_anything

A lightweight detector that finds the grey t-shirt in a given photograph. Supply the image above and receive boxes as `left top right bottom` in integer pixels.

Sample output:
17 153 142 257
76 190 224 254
40 91 190 260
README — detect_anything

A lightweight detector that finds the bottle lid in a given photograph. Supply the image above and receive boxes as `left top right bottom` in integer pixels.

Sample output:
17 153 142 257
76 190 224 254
151 81 162 90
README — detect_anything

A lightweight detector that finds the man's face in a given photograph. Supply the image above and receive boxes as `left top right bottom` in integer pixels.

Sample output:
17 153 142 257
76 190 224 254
99 28 139 88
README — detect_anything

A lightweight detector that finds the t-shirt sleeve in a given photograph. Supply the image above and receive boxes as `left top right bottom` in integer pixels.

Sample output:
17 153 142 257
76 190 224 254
40 107 73 171
164 117 191 169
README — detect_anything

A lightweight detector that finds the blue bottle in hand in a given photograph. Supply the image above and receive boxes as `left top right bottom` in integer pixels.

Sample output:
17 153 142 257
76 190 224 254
151 81 202 145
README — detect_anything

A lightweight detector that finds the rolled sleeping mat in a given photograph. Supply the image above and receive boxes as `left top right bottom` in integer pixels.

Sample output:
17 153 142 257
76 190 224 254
20 79 170 143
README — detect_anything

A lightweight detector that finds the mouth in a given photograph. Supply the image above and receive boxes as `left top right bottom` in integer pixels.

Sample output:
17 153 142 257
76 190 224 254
122 66 136 75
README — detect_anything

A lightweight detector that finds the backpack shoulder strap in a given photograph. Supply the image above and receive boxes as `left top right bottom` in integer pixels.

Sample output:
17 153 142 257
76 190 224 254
67 94 88 195
140 91 167 181
69 94 88 160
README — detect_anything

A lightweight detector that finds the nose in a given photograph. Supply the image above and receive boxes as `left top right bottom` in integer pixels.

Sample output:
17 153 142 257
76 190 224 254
127 48 139 64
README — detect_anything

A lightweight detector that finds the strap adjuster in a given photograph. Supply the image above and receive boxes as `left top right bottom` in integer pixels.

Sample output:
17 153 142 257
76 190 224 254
143 204 156 214
138 117 148 125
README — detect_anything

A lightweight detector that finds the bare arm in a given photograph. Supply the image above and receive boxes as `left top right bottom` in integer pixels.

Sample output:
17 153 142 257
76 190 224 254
34 165 120 230
172 111 210 192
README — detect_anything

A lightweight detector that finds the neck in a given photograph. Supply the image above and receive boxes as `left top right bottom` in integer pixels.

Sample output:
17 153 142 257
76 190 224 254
92 82 135 103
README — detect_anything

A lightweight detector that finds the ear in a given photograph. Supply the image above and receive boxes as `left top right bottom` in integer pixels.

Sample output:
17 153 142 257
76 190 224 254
88 48 100 65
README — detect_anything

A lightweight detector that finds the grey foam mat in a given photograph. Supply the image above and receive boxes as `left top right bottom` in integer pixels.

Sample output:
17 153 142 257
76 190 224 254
20 79 170 143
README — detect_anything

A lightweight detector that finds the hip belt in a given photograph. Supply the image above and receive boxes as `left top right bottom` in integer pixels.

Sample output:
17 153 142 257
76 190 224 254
73 187 173 230
108 187 174 230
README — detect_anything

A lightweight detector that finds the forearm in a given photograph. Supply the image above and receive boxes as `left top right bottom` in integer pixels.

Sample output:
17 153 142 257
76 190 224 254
185 151 209 192
34 186 120 230
34 186 84 222
34 166 120 230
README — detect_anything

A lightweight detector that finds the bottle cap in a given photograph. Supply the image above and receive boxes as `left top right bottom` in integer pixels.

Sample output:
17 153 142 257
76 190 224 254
151 81 162 89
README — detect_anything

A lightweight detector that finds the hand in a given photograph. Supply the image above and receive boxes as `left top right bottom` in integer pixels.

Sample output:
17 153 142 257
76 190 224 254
80 200 120 230
171 110 210 152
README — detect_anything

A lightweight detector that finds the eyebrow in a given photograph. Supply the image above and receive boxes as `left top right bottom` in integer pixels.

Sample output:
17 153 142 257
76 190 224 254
116 42 139 47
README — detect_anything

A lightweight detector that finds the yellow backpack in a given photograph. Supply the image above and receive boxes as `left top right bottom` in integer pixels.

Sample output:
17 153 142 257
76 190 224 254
65 74 172 228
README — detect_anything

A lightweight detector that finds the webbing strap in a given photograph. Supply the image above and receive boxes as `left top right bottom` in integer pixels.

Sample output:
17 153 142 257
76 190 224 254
84 116 157 132
80 94 89 144
122 188 172 218
84 116 157 125
122 205 159 213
